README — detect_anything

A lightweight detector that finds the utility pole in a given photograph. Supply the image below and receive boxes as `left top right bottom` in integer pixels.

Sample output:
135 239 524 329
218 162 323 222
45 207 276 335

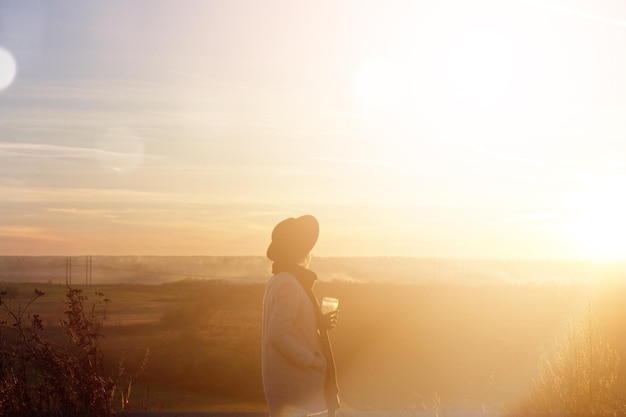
65 256 72 286
86 255 89 286
86 255 93 286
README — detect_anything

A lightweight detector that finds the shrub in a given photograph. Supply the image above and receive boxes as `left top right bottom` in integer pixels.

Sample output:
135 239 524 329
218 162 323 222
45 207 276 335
0 287 115 417
526 308 623 416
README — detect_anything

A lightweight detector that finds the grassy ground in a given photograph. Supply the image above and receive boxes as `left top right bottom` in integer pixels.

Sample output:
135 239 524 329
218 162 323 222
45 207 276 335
2 280 626 413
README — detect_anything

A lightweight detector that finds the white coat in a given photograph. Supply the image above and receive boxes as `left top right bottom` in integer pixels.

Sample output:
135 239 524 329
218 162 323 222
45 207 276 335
262 272 327 417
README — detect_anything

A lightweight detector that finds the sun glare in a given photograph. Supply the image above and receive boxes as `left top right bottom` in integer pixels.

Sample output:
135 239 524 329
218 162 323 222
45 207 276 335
352 56 408 109
568 183 626 260
443 26 519 106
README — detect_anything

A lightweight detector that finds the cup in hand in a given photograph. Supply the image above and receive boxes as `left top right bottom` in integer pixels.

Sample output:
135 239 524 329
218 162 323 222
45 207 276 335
321 297 339 315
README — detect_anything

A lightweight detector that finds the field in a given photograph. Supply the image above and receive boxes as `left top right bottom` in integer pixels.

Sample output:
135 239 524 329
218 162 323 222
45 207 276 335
2 257 626 413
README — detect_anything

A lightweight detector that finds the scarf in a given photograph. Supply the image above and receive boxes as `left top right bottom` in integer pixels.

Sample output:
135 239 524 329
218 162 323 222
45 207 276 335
272 262 340 415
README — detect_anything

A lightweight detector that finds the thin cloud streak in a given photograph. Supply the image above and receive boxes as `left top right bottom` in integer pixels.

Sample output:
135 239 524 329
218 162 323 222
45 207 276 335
528 0 626 28
3 78 171 102
442 137 594 182
0 185 202 204
0 142 107 159
0 184 295 207
0 226 71 242
0 142 166 175
44 208 117 220
308 156 391 167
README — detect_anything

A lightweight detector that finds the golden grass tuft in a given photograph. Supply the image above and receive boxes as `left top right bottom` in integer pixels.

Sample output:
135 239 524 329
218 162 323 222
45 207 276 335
524 307 623 417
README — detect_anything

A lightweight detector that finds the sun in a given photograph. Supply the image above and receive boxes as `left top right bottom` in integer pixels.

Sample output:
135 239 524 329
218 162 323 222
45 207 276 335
567 183 626 260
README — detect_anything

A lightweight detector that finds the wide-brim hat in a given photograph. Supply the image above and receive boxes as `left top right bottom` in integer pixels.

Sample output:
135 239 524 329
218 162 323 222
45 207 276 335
266 215 319 262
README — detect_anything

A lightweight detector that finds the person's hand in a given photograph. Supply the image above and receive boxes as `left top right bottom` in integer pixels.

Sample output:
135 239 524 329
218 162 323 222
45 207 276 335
321 310 338 330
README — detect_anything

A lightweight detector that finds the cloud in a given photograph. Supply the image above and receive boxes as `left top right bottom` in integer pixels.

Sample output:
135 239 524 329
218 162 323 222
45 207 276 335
44 208 117 220
0 142 100 159
0 226 70 242
0 184 183 204
0 193 289 255
0 140 170 174
1 77 243 132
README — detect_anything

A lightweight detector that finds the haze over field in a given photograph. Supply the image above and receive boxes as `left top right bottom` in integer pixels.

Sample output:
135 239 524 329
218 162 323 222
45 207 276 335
2 1 626 262
2 256 626 286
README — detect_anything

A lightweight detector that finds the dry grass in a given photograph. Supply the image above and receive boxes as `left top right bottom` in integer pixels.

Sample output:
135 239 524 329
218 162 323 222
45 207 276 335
521 307 623 416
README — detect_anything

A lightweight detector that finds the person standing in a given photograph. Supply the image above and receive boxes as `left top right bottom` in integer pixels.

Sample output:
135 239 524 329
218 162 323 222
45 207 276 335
262 215 340 417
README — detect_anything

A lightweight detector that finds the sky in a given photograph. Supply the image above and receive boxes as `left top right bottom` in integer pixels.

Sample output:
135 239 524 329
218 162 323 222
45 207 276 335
1 0 626 259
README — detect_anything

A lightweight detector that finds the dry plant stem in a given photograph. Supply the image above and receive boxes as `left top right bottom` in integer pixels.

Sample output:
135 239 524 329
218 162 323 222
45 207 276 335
527 307 622 417
0 286 123 417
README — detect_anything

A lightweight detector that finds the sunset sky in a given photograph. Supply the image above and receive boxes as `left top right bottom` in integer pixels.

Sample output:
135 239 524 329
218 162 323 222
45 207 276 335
2 0 626 259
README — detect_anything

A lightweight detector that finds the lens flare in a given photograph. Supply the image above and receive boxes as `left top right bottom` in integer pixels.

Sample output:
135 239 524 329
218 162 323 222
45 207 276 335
352 57 408 109
0 47 17 92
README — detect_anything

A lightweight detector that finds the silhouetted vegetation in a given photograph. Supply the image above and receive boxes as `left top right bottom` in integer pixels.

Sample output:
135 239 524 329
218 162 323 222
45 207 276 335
0 287 114 416
0 286 154 416
2 278 626 414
